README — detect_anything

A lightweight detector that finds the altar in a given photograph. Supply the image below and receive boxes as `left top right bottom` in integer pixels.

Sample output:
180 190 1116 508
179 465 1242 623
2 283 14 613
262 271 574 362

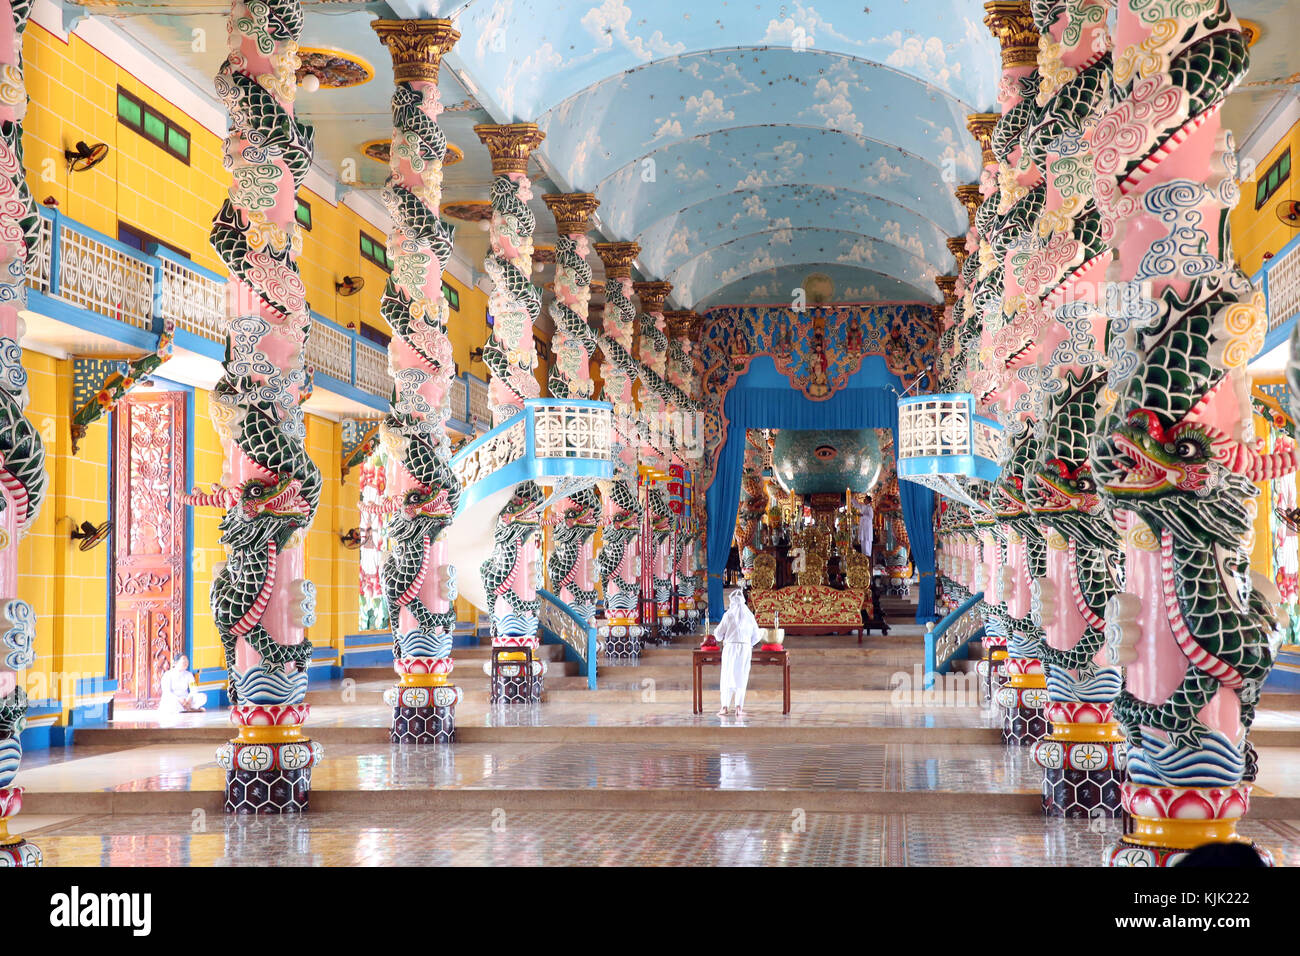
749 585 869 637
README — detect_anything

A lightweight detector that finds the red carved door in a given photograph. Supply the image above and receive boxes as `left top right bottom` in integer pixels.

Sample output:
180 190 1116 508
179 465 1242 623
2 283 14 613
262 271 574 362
112 391 187 706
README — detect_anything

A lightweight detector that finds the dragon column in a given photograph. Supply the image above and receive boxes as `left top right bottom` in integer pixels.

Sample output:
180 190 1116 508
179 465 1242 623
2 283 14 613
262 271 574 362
979 0 1050 747
543 193 602 624
1086 2 1288 864
1004 0 1127 817
0 0 49 865
473 123 547 703
594 242 645 658
635 281 675 635
666 310 703 630
199 0 323 812
371 19 463 743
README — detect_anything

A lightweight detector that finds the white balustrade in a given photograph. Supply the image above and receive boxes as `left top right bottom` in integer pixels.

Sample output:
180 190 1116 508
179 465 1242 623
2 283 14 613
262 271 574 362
307 318 353 384
158 257 225 342
56 223 154 329
354 342 389 396
25 214 52 294
1267 241 1300 331
533 403 612 460
899 397 973 459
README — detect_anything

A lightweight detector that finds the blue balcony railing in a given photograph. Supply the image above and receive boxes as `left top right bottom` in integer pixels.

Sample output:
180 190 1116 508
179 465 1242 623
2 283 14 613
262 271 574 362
897 392 1004 509
449 398 615 516
539 587 598 688
923 590 986 690
25 206 388 409
1253 230 1300 360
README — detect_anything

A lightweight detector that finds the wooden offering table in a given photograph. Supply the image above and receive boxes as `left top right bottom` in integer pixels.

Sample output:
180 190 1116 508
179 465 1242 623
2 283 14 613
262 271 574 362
692 646 791 715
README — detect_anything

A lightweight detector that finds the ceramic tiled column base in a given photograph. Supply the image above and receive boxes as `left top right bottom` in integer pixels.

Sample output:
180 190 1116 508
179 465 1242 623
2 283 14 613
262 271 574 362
0 789 40 865
216 704 322 814
676 599 701 634
601 619 644 659
1033 703 1127 817
1040 764 1125 818
391 705 456 743
1105 781 1272 866
225 764 313 813
996 662 1048 745
976 644 1008 704
386 661 462 743
0 837 41 866
488 647 545 703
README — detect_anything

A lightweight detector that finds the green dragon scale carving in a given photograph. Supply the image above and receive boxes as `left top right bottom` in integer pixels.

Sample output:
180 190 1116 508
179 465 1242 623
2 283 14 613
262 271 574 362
376 59 462 662
198 0 321 706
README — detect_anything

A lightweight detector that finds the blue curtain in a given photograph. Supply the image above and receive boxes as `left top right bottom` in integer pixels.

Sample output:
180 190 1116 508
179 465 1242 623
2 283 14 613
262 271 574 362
705 357 935 622
901 479 938 622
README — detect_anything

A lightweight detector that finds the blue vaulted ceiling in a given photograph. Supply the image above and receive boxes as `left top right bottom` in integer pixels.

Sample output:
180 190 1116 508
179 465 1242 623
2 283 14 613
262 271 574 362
82 0 1300 309
436 1 998 306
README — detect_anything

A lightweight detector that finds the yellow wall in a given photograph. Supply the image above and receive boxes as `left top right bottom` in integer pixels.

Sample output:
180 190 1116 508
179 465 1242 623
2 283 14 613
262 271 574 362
17 353 111 711
1230 117 1300 278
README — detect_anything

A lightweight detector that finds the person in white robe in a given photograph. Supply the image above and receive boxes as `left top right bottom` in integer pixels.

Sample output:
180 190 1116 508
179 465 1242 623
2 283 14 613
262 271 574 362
857 495 875 557
715 588 762 716
158 654 206 714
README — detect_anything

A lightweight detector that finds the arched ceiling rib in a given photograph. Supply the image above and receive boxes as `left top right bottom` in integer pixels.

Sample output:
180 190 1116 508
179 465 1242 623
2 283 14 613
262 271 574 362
697 264 930 311
666 228 939 307
593 125 967 246
432 0 1000 119
634 185 955 282
537 51 982 190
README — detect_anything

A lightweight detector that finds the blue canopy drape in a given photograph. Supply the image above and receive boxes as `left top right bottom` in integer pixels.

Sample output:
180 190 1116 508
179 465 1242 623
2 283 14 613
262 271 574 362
705 356 935 623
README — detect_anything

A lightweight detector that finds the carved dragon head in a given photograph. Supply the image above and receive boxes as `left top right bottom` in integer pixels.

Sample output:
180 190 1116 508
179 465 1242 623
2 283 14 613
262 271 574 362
1091 281 1294 549
1026 372 1116 551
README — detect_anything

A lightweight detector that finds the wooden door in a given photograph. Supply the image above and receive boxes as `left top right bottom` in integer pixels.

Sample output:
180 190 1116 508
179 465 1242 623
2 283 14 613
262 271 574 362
112 391 187 706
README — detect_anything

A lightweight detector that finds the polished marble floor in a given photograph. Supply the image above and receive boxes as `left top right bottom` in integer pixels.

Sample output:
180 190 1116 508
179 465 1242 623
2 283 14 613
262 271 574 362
18 615 1300 865
19 742 1039 794
18 740 1300 803
14 810 1300 866
108 699 1006 729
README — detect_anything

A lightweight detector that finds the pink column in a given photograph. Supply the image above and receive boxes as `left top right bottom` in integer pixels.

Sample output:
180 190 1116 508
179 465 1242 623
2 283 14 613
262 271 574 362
1088 2 1291 864
594 242 646 657
635 282 675 631
371 19 463 742
472 123 547 702
196 0 323 812
543 193 602 623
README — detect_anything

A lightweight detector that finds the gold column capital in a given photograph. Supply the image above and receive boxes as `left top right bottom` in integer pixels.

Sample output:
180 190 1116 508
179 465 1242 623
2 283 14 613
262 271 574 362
955 184 983 227
594 241 641 278
966 112 1000 166
935 275 958 307
370 19 459 85
543 192 601 236
983 2 1038 69
947 236 969 269
663 310 698 340
473 122 545 177
633 281 673 313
